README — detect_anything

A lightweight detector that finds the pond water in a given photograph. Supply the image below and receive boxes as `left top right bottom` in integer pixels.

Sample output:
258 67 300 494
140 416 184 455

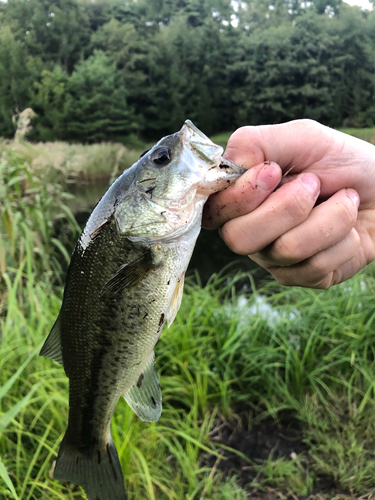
68 180 265 285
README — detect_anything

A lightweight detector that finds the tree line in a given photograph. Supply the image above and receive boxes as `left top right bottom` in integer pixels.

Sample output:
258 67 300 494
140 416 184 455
1 0 375 143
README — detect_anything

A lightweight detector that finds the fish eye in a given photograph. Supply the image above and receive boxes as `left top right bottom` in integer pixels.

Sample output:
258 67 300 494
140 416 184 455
139 149 149 158
151 147 171 166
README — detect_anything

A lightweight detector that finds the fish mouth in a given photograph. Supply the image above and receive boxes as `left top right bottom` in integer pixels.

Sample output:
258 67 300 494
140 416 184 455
180 119 223 165
180 119 246 194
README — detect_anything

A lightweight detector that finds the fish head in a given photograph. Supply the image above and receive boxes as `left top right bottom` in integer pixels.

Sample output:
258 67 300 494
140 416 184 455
115 120 245 242
134 120 244 203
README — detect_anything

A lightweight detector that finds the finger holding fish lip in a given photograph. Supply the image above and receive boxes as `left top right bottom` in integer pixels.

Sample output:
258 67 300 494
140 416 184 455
218 172 321 256
202 161 282 229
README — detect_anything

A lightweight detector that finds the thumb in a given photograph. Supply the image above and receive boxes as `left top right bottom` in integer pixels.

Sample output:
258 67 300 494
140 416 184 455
223 119 332 172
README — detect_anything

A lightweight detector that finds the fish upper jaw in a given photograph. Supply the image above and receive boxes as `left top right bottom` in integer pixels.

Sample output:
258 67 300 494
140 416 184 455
180 120 223 166
180 120 246 196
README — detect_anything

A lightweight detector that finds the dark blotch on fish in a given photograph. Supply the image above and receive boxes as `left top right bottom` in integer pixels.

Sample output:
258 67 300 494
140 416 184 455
137 373 144 388
145 186 156 198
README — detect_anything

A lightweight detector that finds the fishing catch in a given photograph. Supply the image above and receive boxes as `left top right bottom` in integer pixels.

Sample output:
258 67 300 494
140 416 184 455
40 120 245 500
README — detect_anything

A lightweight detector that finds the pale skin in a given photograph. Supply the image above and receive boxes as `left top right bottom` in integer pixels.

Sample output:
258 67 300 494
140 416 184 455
202 119 375 289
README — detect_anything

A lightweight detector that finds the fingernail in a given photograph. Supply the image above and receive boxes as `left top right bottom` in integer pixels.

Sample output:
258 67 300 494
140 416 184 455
346 189 360 208
300 173 319 194
256 163 281 192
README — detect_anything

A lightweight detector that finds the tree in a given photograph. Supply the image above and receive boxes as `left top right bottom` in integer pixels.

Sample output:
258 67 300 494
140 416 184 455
3 0 91 73
31 66 69 141
0 27 40 137
63 51 135 142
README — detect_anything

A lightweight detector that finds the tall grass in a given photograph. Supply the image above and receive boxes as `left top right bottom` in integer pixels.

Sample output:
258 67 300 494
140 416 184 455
2 124 375 499
0 141 80 294
0 140 141 187
2 263 375 498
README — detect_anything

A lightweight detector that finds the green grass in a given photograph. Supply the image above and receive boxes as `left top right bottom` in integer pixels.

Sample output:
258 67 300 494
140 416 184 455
2 128 375 499
2 264 375 498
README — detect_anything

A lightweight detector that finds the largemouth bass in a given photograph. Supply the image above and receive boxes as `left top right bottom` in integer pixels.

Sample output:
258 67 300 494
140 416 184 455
40 120 245 500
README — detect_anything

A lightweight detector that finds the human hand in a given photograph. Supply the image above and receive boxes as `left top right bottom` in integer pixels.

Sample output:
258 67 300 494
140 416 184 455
203 119 375 288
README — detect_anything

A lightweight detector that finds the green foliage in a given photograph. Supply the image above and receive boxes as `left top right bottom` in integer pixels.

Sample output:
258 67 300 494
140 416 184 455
1 0 375 140
2 135 375 497
2 251 375 497
0 27 39 137
31 67 68 141
0 140 79 291
2 0 91 72
229 8 375 128
63 51 135 142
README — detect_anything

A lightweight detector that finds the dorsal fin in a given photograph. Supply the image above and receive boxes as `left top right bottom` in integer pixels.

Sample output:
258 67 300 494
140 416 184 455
40 315 64 366
123 351 162 422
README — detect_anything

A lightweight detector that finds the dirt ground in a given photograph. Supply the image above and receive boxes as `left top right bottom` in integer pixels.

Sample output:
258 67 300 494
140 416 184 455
202 412 375 500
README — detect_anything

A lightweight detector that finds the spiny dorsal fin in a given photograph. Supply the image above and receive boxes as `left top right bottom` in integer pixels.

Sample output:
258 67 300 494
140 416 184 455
123 351 162 422
40 315 63 366
166 273 185 328
101 249 156 296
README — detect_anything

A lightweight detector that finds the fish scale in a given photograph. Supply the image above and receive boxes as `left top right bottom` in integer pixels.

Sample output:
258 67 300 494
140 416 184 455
40 120 246 500
63 217 186 444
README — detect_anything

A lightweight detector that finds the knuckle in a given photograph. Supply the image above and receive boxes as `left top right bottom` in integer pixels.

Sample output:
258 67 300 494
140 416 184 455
271 235 304 265
281 194 310 223
291 118 321 133
306 255 332 282
220 224 251 256
274 273 295 287
312 275 333 290
335 198 357 228
349 228 361 248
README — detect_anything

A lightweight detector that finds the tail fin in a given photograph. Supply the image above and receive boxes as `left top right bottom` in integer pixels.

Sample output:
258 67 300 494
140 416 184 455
54 435 126 500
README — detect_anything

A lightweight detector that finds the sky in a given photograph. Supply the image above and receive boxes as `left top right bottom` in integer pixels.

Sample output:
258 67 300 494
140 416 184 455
344 0 373 9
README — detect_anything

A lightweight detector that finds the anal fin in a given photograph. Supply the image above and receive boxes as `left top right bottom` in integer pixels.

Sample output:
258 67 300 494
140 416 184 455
123 351 162 422
39 315 63 366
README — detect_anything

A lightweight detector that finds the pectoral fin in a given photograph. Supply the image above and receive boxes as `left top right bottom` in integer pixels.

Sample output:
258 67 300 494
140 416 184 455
40 315 64 366
101 249 157 296
123 352 162 422
166 274 185 327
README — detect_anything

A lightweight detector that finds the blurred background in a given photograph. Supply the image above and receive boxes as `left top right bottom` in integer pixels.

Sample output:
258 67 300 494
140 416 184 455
1 0 375 142
2 1 375 499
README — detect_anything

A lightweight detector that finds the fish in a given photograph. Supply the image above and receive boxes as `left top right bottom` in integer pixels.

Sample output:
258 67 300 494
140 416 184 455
40 120 245 500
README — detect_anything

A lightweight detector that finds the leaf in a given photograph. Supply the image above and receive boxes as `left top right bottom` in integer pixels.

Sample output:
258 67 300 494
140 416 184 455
0 456 20 500
0 383 40 433
0 348 38 401
51 238 71 265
